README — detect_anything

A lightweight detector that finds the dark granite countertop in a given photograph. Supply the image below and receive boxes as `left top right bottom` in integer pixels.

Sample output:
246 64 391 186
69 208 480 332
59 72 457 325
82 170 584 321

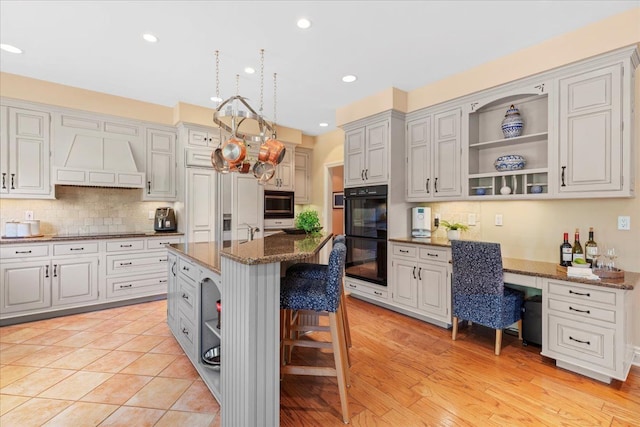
168 232 333 272
389 237 637 291
0 231 184 244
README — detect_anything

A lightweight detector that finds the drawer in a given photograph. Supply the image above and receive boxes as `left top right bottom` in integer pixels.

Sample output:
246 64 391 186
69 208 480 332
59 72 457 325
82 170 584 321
547 313 614 370
547 281 616 306
344 279 388 300
393 244 417 258
106 239 145 252
178 257 198 282
106 273 167 298
53 241 99 256
178 276 196 318
547 298 616 324
419 247 448 263
0 244 49 259
185 148 214 167
147 236 181 250
106 252 168 275
176 311 196 358
504 272 540 289
264 218 294 229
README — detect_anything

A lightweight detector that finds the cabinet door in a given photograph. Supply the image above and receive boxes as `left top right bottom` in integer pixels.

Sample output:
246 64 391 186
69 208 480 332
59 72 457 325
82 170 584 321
1 261 51 314
167 252 178 327
344 127 366 187
391 258 418 308
433 108 461 197
0 106 8 194
53 258 99 306
277 147 294 190
294 149 311 204
365 120 388 185
558 64 622 193
232 174 264 241
8 108 51 196
406 117 431 199
187 168 217 243
417 262 449 318
145 128 176 200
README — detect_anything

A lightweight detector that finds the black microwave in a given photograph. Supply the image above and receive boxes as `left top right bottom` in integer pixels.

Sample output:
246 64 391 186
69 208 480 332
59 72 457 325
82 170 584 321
264 191 295 219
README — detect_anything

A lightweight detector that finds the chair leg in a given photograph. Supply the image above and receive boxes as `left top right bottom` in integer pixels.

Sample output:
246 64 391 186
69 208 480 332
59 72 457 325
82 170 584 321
517 319 523 340
340 290 352 349
452 316 458 340
329 311 350 424
495 329 503 356
335 302 351 387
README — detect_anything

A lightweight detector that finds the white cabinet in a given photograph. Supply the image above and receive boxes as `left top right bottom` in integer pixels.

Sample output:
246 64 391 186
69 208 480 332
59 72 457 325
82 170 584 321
0 260 51 314
185 126 222 148
232 173 263 241
186 168 217 243
557 64 628 196
390 243 451 325
294 147 312 204
144 128 177 200
167 252 178 329
0 106 52 198
264 143 294 191
406 108 462 200
344 119 388 187
541 278 635 383
52 257 99 306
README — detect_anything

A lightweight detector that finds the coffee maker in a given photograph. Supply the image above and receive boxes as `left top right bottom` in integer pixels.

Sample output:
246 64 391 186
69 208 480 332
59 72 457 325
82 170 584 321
154 207 177 232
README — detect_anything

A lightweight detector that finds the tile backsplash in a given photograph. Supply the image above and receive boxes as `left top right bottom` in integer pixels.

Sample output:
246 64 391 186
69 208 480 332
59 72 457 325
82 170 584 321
0 186 172 235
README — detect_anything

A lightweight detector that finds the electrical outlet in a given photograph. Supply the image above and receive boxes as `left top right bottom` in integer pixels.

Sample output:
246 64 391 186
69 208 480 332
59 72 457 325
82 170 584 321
434 213 441 220
495 214 503 226
617 215 630 230
468 213 476 226
149 210 156 220
25 211 34 220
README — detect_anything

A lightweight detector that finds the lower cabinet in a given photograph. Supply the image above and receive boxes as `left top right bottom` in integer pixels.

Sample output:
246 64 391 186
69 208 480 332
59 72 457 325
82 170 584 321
0 260 51 314
541 278 635 383
167 252 178 330
53 257 99 306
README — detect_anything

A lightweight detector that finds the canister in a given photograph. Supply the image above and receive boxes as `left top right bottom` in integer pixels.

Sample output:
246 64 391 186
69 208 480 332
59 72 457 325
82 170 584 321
17 222 31 237
4 221 19 238
25 220 41 235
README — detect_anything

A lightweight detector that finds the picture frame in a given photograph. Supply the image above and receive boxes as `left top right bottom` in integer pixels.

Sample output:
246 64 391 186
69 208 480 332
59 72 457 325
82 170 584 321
332 192 344 209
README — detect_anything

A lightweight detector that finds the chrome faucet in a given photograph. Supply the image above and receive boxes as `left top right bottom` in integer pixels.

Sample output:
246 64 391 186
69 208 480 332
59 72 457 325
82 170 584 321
243 223 260 241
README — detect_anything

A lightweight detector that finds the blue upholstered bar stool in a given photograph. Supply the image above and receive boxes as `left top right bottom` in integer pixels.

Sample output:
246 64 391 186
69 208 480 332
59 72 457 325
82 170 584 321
451 240 524 356
284 235 352 351
280 241 350 424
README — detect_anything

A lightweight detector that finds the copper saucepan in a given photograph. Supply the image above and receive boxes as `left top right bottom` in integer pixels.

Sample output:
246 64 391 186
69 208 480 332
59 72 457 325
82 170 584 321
211 148 230 173
258 138 286 165
252 160 276 184
222 136 247 165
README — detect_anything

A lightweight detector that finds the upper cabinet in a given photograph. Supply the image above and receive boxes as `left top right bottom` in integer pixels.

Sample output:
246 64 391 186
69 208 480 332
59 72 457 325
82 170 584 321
186 126 222 148
264 142 295 191
294 147 312 204
464 83 550 199
144 128 177 201
0 106 53 199
557 64 628 196
406 107 462 201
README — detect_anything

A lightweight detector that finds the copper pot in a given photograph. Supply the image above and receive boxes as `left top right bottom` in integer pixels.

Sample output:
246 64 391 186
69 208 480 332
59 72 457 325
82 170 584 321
252 161 276 184
265 138 286 165
211 148 229 173
222 136 246 165
258 143 271 163
237 160 252 174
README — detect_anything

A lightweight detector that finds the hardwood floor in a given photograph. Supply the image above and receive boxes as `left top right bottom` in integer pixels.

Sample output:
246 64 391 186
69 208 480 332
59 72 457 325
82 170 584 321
280 295 640 426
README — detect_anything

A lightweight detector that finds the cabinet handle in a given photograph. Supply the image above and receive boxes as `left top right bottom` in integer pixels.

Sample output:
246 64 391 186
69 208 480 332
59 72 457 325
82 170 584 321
561 166 566 187
159 258 167 262
569 290 590 297
412 266 416 279
569 306 590 314
159 279 167 284
147 181 151 194
182 293 190 301
426 253 438 258
361 170 365 181
434 177 438 193
171 262 177 276
15 250 32 254
418 267 422 280
183 266 190 271
1 172 5 189
374 291 382 296
348 283 357 289
120 244 132 248
53 264 58 277
10 173 15 189
399 249 409 253
569 336 590 345
182 327 190 336
426 178 430 193
120 262 132 266
365 169 368 180
70 247 84 251
120 284 133 289
45 265 49 278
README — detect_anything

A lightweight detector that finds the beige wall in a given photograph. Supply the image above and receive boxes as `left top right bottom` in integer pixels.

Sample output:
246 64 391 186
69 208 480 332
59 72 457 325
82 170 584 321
331 166 344 236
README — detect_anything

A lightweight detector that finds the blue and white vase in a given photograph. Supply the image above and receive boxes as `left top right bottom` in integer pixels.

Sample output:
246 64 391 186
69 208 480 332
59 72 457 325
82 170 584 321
501 104 524 138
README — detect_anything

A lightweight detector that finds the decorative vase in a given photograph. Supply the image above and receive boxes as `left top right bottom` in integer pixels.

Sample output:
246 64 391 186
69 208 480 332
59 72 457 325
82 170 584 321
447 229 461 240
501 104 524 138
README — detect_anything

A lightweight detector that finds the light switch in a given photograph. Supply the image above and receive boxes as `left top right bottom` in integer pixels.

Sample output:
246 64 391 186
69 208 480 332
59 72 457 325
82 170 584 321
468 213 476 226
495 214 503 226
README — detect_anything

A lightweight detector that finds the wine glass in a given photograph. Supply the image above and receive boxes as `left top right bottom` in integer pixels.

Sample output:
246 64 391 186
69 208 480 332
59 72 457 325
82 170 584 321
606 247 617 270
591 247 604 270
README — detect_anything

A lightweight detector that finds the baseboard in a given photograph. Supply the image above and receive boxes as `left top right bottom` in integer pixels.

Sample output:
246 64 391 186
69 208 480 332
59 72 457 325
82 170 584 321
634 347 640 367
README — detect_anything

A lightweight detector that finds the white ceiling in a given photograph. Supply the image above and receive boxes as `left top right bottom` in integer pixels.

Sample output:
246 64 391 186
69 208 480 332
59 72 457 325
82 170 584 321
1 1 637 136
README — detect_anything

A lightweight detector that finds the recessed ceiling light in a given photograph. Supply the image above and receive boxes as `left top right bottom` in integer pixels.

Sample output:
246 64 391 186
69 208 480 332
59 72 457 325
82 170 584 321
142 33 158 43
319 122 329 127
0 44 23 54
210 96 223 103
342 75 357 83
244 67 255 74
297 18 312 29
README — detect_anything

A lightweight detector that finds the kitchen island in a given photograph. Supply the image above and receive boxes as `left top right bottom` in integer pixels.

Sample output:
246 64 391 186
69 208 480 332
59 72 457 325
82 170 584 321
166 232 333 427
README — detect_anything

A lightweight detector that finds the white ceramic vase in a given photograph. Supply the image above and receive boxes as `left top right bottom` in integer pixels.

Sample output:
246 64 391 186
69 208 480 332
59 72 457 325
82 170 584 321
447 229 461 240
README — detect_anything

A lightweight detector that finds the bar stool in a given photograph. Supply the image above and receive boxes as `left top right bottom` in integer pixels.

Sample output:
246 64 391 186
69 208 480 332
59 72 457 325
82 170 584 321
280 241 350 424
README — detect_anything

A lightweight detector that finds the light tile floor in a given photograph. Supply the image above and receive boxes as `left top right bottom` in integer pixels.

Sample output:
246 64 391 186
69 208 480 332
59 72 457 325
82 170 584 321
0 300 220 427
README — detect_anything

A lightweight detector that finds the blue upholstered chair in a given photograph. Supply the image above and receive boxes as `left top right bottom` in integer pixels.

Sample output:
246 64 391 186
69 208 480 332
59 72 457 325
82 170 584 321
451 240 524 355
280 241 350 423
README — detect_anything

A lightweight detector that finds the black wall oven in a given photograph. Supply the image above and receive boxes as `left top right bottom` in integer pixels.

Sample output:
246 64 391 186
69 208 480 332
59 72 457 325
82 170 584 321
264 190 295 219
344 185 387 286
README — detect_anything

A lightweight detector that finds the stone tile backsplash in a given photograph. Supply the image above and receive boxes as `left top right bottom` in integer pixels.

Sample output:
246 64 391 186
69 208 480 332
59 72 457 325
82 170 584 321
0 186 172 235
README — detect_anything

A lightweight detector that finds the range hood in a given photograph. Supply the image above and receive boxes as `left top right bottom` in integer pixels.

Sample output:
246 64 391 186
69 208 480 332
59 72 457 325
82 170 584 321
53 134 145 188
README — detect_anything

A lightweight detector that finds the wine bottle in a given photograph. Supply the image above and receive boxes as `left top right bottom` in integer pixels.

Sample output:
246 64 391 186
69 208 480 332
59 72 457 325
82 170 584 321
571 228 585 263
584 227 598 267
560 232 572 266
